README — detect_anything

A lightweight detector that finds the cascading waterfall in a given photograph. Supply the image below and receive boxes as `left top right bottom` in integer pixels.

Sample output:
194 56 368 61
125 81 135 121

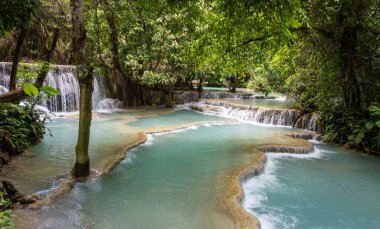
187 100 320 132
176 91 241 103
0 62 121 112
0 63 10 90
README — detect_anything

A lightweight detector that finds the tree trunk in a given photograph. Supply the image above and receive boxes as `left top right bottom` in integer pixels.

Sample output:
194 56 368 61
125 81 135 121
102 0 138 107
34 28 60 88
165 86 173 108
340 27 361 111
73 71 93 177
230 75 237 93
339 1 363 112
71 0 92 177
9 27 28 91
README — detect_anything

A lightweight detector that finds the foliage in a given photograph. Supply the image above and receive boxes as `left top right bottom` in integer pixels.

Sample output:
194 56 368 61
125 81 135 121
347 105 380 152
0 0 40 34
140 71 178 87
0 210 14 229
0 103 49 155
0 0 379 152
22 83 39 97
0 191 15 229
17 62 60 98
251 66 272 96
16 63 44 84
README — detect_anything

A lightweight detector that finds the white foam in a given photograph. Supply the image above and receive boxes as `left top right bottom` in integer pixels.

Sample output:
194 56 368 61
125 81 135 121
258 213 298 229
143 134 155 145
121 150 137 165
267 147 325 160
243 145 326 229
178 101 296 128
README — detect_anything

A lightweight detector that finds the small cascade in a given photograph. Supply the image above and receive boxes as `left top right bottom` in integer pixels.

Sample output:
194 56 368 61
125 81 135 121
294 112 321 132
175 91 241 103
0 62 111 112
0 62 10 90
187 100 320 132
98 98 124 110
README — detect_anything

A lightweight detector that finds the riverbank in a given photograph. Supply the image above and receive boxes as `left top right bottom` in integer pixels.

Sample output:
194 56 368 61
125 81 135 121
10 119 318 229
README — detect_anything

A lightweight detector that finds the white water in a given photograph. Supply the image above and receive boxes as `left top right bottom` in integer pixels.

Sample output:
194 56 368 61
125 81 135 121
0 62 122 112
243 147 326 229
185 100 319 131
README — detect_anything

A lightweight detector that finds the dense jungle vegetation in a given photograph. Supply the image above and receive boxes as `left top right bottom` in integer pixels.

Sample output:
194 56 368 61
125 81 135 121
1 0 380 170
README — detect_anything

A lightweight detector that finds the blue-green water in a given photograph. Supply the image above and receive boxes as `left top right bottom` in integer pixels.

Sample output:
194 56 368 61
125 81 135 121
243 141 380 229
4 109 231 194
24 122 297 229
127 109 227 128
7 108 380 229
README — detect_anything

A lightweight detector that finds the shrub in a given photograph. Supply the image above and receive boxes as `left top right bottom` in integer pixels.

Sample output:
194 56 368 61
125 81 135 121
0 103 49 155
0 191 14 229
320 104 380 153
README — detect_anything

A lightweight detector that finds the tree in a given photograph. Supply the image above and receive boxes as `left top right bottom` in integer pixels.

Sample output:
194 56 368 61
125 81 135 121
0 0 64 103
0 0 39 91
71 0 93 177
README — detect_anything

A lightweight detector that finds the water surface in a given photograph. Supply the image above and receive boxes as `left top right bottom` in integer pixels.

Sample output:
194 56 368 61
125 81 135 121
243 142 380 229
23 122 296 229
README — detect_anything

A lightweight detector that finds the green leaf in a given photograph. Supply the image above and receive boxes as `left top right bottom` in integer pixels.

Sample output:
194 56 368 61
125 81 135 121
22 83 38 96
354 129 366 145
39 86 60 96
365 121 375 130
376 121 380 128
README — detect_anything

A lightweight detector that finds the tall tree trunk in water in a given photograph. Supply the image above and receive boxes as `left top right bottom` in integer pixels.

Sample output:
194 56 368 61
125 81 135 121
9 27 27 91
71 0 93 177
102 0 136 107
197 74 203 98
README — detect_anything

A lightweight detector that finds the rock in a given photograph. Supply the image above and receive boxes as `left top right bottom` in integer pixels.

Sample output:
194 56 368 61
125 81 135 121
0 180 36 205
1 180 21 202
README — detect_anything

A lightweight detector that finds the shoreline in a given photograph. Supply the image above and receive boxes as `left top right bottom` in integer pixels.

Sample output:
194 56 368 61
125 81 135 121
220 132 316 229
10 108 317 229
12 120 237 227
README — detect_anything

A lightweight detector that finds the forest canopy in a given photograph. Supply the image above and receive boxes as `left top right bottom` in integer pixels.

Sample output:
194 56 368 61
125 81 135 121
0 0 379 152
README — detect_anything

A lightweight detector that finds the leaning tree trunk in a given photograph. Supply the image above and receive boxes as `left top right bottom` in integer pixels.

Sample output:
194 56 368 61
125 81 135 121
71 0 93 177
9 27 28 91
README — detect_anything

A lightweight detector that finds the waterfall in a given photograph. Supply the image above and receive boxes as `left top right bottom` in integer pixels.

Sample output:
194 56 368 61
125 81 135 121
0 62 10 90
0 62 120 112
188 100 320 132
175 91 241 103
